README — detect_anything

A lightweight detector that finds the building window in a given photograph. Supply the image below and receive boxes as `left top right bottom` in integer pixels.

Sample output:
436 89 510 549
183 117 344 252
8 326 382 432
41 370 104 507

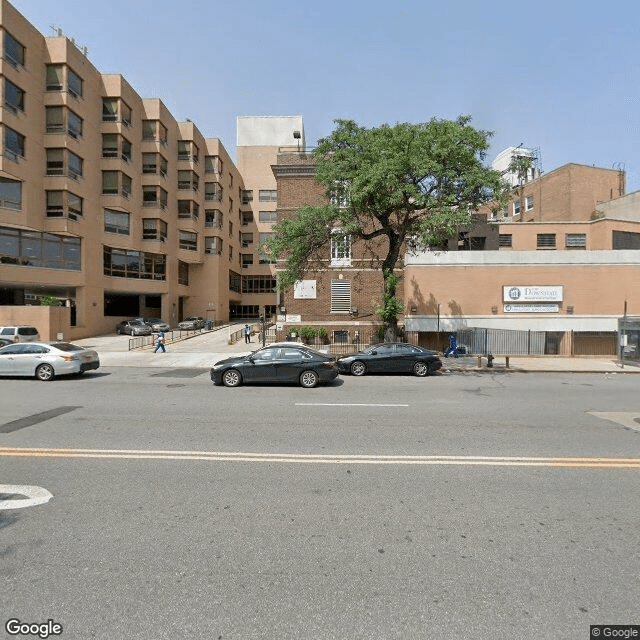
142 185 168 209
205 182 222 202
142 153 167 176
241 254 253 268
525 195 534 211
204 237 222 254
3 31 25 67
178 140 198 163
104 246 166 280
241 232 253 248
178 261 189 285
513 200 521 216
0 177 21 210
0 226 80 270
241 190 253 204
46 65 64 91
537 233 556 249
4 78 24 114
104 209 130 235
565 233 586 249
46 190 83 221
67 68 83 98
4 125 25 160
178 200 199 220
612 231 640 250
178 170 199 191
102 98 131 125
331 279 352 314
229 270 241 293
102 171 131 198
142 120 167 144
242 275 277 294
259 210 277 223
46 148 83 180
258 189 277 202
258 232 276 264
179 231 197 251
204 155 222 174
330 230 351 266
67 109 83 139
142 218 167 242
498 234 512 248
205 210 223 229
241 211 253 226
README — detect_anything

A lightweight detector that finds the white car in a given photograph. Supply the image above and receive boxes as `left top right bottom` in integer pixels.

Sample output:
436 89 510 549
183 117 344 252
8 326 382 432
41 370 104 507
0 341 100 381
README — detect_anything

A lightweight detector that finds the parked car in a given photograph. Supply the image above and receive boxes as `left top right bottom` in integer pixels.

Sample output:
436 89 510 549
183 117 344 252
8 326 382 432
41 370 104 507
0 337 14 348
0 341 100 381
116 320 152 336
145 317 171 332
0 325 40 343
211 343 339 388
337 342 442 377
178 316 205 330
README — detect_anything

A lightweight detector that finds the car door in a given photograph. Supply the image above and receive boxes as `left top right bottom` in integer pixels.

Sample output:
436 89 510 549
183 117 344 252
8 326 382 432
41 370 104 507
367 344 396 372
395 344 419 372
274 347 309 382
0 344 22 375
12 344 49 375
243 347 278 383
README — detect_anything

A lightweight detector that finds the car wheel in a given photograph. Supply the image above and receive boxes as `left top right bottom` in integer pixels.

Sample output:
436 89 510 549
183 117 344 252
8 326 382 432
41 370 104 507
222 369 242 387
413 361 429 377
36 363 55 381
350 361 367 376
299 370 319 388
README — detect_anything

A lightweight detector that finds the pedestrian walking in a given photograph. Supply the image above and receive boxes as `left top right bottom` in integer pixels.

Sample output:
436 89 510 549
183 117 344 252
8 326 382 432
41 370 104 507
444 334 459 358
154 331 166 353
244 324 251 343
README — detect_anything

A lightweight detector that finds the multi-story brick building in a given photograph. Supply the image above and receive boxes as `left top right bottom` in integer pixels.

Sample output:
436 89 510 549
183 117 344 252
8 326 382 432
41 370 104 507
0 1 296 339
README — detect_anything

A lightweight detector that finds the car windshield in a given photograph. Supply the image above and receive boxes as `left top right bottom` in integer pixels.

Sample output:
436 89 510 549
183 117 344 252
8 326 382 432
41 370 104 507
49 342 84 352
130 320 146 326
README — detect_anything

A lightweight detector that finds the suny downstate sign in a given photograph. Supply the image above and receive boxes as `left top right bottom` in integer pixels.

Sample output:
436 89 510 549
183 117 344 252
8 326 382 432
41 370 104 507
503 286 563 303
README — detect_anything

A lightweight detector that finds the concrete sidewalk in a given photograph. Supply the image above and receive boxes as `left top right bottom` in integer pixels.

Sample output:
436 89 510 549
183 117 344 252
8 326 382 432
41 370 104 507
72 330 639 373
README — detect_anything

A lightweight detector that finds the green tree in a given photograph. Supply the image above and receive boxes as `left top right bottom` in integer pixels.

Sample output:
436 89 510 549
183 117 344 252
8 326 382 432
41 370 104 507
266 116 512 339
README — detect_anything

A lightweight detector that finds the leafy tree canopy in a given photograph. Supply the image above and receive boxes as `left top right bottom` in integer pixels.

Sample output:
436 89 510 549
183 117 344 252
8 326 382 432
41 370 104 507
267 116 511 292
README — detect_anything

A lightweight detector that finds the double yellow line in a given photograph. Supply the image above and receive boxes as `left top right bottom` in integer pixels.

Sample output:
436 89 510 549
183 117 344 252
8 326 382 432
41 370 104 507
2 447 640 469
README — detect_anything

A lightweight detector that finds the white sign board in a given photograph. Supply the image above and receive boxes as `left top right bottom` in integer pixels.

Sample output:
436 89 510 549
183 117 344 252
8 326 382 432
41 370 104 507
294 280 317 299
503 286 563 303
286 315 301 323
504 304 560 313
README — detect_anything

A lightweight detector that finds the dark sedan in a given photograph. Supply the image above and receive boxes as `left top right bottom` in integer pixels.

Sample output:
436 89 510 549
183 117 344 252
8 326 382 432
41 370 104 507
337 342 442 377
211 343 339 388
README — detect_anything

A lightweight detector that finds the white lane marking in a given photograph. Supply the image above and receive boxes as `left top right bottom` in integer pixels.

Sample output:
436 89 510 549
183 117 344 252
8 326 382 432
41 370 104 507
295 403 409 407
0 484 53 510
589 412 640 433
1 448 639 469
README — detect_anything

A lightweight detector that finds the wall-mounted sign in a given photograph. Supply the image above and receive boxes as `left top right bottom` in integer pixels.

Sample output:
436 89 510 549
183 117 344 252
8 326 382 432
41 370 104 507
504 304 560 313
503 286 563 303
294 280 317 299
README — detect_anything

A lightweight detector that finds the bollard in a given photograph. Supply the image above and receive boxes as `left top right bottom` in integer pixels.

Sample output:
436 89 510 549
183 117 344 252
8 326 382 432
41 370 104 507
487 353 494 368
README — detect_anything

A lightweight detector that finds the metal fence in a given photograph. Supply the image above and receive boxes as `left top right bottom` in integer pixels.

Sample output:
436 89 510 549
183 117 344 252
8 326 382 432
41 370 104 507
456 328 546 356
127 322 225 350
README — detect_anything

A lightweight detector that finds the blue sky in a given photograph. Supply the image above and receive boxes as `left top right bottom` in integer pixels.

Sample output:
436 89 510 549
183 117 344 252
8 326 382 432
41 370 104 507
12 0 640 192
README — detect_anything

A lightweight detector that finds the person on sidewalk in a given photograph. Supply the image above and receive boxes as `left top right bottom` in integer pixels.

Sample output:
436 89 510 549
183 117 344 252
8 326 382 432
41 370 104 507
154 331 166 353
444 334 459 358
244 324 251 344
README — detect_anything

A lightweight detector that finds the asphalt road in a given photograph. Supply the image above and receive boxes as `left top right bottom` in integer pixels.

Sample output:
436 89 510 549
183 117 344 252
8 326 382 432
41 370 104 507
1 368 639 640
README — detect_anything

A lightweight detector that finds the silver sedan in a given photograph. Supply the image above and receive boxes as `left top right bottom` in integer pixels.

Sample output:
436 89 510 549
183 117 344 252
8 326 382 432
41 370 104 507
0 341 100 381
